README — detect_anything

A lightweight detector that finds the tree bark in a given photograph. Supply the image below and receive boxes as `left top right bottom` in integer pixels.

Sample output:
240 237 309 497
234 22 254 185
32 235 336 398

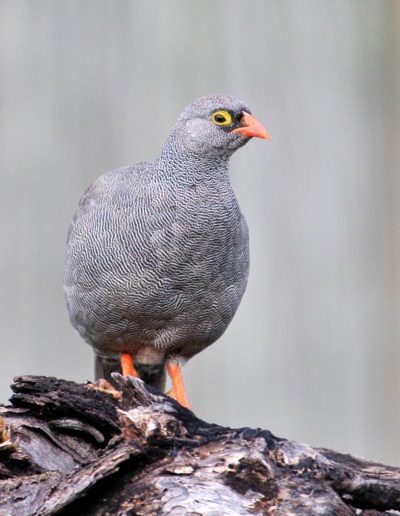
0 375 399 515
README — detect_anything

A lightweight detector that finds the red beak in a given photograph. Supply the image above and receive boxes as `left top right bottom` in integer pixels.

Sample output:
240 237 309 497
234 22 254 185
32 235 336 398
231 111 270 140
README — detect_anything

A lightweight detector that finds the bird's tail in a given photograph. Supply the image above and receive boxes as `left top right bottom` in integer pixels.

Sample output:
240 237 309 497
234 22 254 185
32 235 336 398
94 354 120 382
94 353 166 392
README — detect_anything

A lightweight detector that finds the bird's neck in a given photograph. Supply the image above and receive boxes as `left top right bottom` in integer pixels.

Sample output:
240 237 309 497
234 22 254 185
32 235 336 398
155 144 231 183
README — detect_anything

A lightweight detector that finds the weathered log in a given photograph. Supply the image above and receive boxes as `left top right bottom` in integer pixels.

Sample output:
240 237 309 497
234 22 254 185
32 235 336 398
0 375 399 515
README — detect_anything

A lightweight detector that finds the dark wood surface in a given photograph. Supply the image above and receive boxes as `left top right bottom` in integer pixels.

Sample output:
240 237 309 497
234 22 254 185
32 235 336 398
0 375 399 515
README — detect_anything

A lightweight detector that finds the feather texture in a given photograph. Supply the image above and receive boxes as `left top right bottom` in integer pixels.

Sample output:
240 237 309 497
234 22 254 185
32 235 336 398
63 95 254 388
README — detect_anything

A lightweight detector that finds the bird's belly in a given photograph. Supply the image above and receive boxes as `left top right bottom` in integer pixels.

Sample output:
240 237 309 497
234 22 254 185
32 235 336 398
64 223 249 360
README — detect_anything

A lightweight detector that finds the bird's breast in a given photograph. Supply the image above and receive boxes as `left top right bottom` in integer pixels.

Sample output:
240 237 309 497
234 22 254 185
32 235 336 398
63 173 249 354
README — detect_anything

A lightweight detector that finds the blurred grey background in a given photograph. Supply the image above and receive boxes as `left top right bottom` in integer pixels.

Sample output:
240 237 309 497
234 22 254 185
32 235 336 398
1 0 399 465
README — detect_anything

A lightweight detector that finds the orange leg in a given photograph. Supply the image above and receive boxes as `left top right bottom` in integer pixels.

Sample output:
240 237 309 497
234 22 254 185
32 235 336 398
120 352 139 377
166 362 191 410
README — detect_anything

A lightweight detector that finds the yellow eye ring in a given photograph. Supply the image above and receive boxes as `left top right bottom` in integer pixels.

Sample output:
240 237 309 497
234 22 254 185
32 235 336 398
212 110 232 126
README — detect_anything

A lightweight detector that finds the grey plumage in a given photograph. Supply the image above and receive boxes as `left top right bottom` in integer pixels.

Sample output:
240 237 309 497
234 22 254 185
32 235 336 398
63 94 263 391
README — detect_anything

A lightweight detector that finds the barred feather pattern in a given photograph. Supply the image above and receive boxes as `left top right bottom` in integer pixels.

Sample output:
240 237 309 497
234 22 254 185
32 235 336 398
63 95 252 388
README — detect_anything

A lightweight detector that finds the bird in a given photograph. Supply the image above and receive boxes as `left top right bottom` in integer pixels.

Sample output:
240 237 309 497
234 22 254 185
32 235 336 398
63 94 269 409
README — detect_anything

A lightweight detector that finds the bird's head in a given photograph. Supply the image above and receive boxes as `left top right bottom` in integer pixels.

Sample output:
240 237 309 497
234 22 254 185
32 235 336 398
160 94 269 162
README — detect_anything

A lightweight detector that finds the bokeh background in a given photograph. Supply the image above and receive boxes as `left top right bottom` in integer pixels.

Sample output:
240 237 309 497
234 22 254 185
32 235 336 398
1 0 399 465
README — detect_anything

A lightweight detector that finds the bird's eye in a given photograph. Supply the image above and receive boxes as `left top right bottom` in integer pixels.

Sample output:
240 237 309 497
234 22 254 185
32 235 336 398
212 110 232 126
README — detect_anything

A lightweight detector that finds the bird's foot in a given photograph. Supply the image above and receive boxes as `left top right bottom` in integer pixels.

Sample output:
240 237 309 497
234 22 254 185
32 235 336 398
121 353 191 410
120 352 139 377
166 362 192 410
